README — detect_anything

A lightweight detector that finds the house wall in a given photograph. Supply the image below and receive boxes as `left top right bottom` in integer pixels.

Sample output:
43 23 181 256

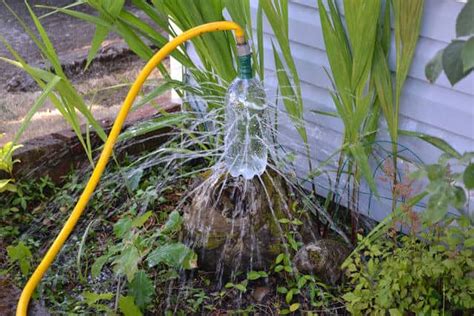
178 0 474 221
250 0 474 221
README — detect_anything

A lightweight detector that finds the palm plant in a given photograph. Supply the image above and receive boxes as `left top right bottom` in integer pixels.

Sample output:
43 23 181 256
318 0 425 232
372 0 425 209
0 1 107 165
317 0 386 237
42 0 310 157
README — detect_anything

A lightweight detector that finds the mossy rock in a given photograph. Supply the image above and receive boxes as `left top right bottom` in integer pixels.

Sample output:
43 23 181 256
183 168 313 275
293 239 350 285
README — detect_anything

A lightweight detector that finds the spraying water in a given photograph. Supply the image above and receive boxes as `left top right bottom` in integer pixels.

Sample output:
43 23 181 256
224 44 268 179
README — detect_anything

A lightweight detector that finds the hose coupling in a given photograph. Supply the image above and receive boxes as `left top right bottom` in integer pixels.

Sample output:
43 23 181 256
237 42 252 79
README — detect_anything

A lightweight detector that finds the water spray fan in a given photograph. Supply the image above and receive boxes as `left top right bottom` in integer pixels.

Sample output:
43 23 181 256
16 21 265 315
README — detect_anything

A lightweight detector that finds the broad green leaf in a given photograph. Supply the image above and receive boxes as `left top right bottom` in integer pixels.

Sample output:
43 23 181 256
453 186 467 209
0 179 17 193
399 130 462 159
91 254 110 278
137 0 171 30
0 140 22 174
147 242 196 269
463 163 474 189
247 271 266 280
426 164 445 181
443 40 471 85
425 49 444 83
285 289 293 304
235 283 247 292
425 194 449 224
289 303 300 312
129 270 154 309
119 295 143 316
113 245 140 281
462 36 474 72
456 0 474 37
82 291 114 305
161 210 183 234
7 242 32 276
114 217 133 238
465 237 474 248
132 211 153 228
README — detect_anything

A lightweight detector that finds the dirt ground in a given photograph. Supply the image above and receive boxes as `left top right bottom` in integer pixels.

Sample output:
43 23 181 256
0 0 168 145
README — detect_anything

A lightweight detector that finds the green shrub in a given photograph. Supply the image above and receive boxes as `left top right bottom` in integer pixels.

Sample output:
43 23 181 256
342 153 474 314
343 218 473 315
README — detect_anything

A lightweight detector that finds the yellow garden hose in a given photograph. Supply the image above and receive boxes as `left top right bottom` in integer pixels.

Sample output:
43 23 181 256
17 21 245 316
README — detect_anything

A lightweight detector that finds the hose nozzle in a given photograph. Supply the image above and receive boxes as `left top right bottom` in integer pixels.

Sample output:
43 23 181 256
237 42 252 79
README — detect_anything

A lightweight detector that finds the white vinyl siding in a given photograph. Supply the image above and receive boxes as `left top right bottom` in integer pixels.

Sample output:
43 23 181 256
249 0 474 221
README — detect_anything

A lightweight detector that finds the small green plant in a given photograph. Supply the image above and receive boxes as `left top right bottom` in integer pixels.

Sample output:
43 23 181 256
343 217 474 315
342 154 474 314
0 134 22 193
273 253 339 314
271 215 341 314
81 291 114 314
426 0 474 85
225 270 268 294
410 151 474 223
185 288 210 313
81 291 143 316
6 241 33 277
90 210 196 313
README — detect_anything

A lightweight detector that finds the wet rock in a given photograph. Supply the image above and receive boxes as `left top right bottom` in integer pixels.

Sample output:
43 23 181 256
184 167 314 275
293 239 350 285
252 286 270 303
0 276 50 316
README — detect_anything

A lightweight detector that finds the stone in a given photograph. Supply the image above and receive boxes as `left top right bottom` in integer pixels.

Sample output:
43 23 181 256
293 239 350 285
183 166 312 275
252 286 270 303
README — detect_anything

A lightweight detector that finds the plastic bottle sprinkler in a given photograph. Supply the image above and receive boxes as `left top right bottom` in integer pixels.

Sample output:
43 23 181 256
16 21 248 316
224 42 268 179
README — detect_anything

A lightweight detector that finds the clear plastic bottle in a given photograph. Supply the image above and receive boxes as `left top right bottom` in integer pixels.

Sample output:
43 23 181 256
224 46 268 180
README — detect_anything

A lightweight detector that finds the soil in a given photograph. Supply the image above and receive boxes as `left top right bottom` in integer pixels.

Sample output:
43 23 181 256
0 0 169 145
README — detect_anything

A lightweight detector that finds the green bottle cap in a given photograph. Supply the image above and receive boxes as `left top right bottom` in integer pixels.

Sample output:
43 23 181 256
238 54 253 79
